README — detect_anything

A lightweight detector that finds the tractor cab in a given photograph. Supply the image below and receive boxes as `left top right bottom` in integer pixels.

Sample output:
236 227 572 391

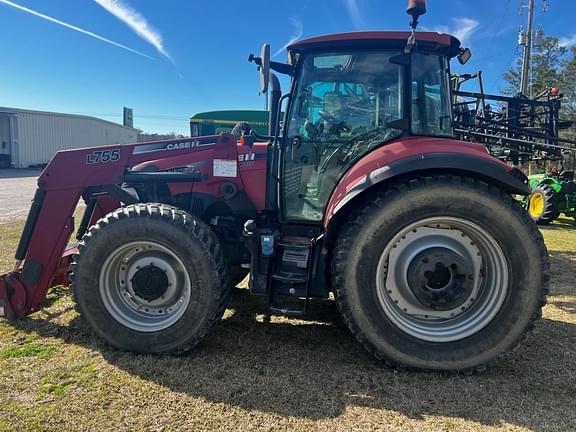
249 2 472 225
280 32 460 221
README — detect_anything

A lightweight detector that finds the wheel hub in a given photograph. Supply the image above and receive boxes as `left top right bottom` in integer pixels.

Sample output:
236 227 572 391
383 226 482 320
376 218 509 343
529 192 545 217
99 241 192 332
407 248 474 311
130 264 169 301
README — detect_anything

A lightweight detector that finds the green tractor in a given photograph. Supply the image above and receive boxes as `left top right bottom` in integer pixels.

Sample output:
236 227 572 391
526 170 576 224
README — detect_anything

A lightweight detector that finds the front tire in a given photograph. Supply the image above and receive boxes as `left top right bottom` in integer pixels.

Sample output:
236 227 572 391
332 176 549 372
527 184 559 225
71 203 230 353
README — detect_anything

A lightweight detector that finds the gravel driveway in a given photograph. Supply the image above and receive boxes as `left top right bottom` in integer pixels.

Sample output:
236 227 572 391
0 169 41 223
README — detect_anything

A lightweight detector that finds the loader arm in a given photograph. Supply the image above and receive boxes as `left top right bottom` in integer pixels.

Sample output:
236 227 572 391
0 134 236 319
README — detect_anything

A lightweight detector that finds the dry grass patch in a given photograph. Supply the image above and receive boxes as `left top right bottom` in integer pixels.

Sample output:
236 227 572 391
0 216 574 431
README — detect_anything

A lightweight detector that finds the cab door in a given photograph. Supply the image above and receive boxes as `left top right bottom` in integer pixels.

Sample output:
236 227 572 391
281 51 406 222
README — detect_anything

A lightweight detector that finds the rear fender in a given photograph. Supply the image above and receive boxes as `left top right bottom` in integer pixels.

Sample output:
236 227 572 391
324 150 529 227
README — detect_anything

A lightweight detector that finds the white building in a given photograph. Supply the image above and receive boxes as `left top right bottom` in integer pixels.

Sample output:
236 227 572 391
0 107 137 168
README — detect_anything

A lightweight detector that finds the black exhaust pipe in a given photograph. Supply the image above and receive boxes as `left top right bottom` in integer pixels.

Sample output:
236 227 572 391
265 73 282 211
268 74 281 137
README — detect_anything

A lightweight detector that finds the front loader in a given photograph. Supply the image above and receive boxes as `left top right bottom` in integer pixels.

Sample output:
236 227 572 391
0 1 549 372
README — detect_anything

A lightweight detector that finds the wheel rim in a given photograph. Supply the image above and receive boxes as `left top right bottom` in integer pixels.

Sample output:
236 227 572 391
99 241 191 332
529 192 545 217
376 217 509 342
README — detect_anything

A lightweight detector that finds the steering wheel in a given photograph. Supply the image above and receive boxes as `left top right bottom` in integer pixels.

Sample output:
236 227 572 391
318 110 337 122
316 111 352 138
318 126 400 173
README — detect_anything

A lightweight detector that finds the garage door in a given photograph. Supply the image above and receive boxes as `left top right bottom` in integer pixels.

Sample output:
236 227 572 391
0 116 11 168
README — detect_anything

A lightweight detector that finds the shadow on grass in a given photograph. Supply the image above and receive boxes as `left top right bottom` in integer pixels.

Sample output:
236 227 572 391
539 218 576 231
7 288 576 431
548 250 576 296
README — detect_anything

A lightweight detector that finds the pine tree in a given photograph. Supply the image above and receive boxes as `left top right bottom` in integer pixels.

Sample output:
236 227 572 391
503 36 566 97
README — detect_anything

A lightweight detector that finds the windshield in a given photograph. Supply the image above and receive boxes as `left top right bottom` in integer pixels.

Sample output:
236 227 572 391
284 50 405 221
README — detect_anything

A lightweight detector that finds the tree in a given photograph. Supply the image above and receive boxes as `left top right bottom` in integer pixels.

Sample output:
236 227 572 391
136 129 185 143
503 36 567 97
559 49 576 169
560 49 576 124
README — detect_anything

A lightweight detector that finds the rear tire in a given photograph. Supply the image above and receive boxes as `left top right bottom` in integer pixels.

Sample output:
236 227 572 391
332 176 549 372
527 184 559 225
71 203 231 353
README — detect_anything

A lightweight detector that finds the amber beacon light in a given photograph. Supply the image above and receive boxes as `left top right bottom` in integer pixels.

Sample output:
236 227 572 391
407 0 427 18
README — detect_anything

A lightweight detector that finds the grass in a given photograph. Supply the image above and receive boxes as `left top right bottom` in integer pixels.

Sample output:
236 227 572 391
0 217 574 431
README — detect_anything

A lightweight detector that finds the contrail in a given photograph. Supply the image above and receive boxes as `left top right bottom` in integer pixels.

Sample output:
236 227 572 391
430 18 480 46
344 0 366 29
94 0 173 62
274 18 303 58
0 0 153 59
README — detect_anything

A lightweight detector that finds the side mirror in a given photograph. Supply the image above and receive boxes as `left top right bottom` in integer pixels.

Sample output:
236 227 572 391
260 44 270 94
458 48 472 65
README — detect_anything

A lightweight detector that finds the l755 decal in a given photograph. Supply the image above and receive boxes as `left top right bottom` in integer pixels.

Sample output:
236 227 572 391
86 149 121 165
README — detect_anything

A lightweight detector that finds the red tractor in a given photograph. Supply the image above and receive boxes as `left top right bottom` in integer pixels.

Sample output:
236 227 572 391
0 2 549 371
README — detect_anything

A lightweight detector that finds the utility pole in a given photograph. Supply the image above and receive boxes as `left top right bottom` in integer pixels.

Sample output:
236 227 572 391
519 0 535 96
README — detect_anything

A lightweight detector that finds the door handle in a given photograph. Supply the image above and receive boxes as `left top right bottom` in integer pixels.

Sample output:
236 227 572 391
291 136 301 163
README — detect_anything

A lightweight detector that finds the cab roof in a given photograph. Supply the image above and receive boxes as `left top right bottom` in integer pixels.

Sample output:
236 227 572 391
287 31 461 58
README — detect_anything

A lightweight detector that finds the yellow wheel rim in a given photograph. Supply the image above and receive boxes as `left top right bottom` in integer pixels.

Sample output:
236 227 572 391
529 192 545 218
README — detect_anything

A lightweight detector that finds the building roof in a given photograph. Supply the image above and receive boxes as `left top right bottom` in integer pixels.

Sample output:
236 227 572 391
0 106 136 131
190 110 268 123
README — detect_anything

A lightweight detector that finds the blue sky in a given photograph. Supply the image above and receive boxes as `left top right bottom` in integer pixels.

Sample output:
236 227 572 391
0 0 575 135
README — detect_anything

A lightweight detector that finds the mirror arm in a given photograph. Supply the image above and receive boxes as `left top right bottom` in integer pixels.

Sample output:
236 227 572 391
248 54 262 66
270 61 295 76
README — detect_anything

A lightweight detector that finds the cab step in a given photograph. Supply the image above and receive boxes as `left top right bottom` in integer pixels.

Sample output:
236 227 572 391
268 304 305 316
266 234 324 316
271 273 307 284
